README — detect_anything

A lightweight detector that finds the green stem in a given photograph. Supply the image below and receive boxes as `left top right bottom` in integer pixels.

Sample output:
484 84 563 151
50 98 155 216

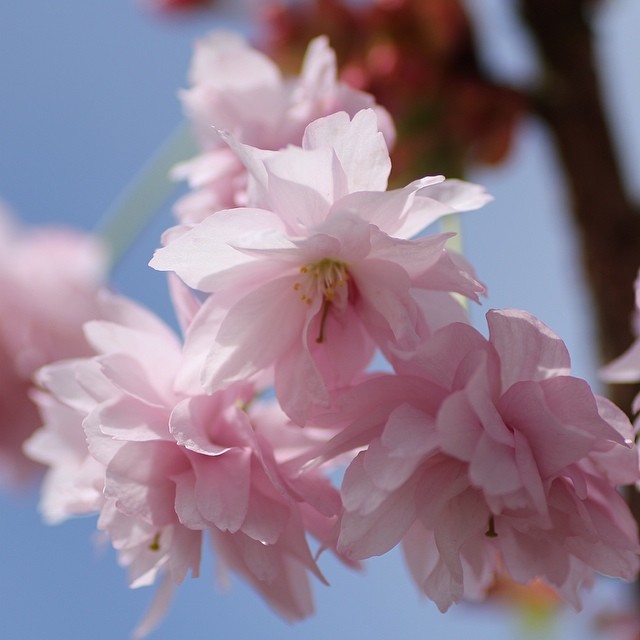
95 120 197 269
441 212 462 255
441 212 468 310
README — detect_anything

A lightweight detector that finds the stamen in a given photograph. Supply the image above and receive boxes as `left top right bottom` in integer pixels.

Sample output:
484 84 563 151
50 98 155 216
294 258 349 306
295 258 350 342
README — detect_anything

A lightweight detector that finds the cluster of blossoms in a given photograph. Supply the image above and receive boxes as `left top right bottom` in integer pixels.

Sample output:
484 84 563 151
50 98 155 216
24 32 640 635
171 31 394 224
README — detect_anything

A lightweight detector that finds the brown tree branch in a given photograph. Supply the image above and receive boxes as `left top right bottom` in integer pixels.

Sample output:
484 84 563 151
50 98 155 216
519 0 640 415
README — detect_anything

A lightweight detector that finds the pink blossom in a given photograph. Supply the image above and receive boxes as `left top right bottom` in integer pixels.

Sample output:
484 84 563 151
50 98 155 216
25 361 106 524
152 109 489 423
601 268 640 415
0 205 106 487
173 31 395 223
26 286 345 630
316 309 640 611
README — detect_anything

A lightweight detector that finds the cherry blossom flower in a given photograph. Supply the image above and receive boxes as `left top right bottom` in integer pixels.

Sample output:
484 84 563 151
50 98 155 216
172 31 395 223
152 109 490 422
312 309 640 611
0 205 106 487
26 290 202 591
26 286 345 630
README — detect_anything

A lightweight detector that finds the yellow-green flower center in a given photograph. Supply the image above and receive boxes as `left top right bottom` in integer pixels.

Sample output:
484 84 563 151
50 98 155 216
293 258 350 343
293 258 349 305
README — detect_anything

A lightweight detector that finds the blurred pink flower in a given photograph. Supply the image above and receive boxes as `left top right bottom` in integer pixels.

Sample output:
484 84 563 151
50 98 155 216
173 31 395 223
0 205 106 487
141 0 215 12
262 0 525 180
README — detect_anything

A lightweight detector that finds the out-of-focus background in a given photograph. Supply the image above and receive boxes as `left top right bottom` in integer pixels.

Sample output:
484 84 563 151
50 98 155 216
1 1 639 637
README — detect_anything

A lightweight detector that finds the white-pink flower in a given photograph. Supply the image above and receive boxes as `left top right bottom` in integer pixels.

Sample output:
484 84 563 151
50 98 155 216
0 205 106 487
152 109 490 423
172 31 395 223
26 285 345 628
26 290 202 591
314 309 640 611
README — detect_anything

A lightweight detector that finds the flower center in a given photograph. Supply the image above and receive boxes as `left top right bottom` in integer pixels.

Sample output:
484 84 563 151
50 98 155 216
293 258 350 343
293 258 349 305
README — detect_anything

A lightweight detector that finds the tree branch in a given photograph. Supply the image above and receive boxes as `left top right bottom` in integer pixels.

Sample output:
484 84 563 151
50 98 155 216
519 0 640 415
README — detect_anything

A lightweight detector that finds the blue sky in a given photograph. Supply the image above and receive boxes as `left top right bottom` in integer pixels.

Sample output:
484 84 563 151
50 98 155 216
1 1 639 638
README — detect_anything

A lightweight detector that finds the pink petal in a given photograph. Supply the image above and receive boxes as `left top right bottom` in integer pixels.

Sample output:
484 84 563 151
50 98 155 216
381 403 440 458
487 309 571 390
307 302 376 390
498 524 570 588
263 146 345 227
211 529 315 621
513 430 548 518
540 377 625 443
173 469 208 529
35 359 109 413
335 178 443 239
97 353 174 409
338 473 418 559
97 395 170 442
187 31 282 90
301 109 391 193
437 392 484 462
341 451 391 515
169 397 233 456
241 464 292 544
368 230 450 277
203 275 312 392
392 321 486 388
191 448 252 532
433 489 490 584
468 433 521 496
363 437 425 493
150 207 287 292
274 339 329 425
352 258 419 350
105 442 187 525
415 456 469 528
167 274 201 337
418 178 492 213
498 381 600 477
